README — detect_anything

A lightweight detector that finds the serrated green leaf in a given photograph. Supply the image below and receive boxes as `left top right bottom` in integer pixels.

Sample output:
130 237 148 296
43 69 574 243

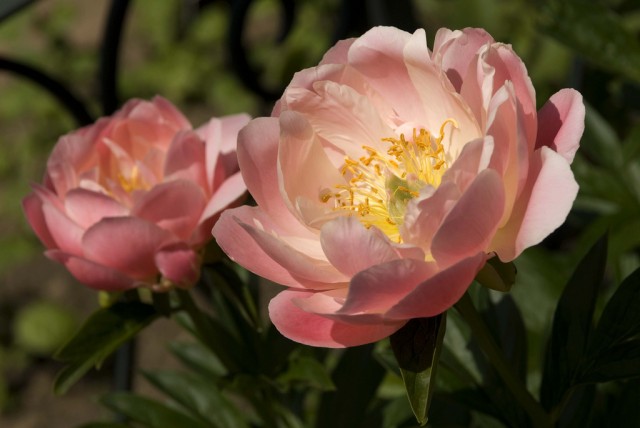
590 266 640 355
475 258 517 292
53 301 158 394
315 344 385 428
100 392 209 428
540 235 607 411
389 315 446 426
169 342 227 378
541 0 640 83
276 354 335 392
143 370 249 428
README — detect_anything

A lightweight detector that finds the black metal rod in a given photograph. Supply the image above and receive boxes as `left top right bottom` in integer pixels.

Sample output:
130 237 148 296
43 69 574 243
100 0 132 115
0 57 93 126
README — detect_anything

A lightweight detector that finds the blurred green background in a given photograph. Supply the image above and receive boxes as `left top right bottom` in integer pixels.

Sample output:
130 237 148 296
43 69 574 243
1 0 639 426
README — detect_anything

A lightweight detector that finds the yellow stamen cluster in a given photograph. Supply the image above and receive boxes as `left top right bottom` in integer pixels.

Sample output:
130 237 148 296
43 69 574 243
320 119 458 241
117 165 149 193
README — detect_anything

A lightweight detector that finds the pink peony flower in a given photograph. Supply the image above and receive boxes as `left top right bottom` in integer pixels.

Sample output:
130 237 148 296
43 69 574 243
24 96 249 292
213 27 584 347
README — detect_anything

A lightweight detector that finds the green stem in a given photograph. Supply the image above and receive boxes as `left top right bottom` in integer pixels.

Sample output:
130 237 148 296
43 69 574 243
455 292 551 428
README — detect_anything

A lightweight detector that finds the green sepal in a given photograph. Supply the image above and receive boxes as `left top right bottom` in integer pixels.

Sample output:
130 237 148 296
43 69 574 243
475 257 517 292
389 314 447 426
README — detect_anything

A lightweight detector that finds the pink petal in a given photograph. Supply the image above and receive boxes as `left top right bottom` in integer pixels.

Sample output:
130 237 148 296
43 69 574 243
491 146 579 261
432 27 494 92
431 169 505 266
319 38 355 65
403 29 482 159
536 89 585 163
385 253 486 319
155 243 199 287
22 192 57 248
237 117 314 237
133 180 207 241
46 249 136 291
347 26 427 123
442 136 494 192
163 131 207 190
64 188 128 229
41 203 84 255
320 216 400 277
150 96 192 130
269 289 405 348
82 217 175 279
213 206 339 289
339 258 439 315
198 171 246 224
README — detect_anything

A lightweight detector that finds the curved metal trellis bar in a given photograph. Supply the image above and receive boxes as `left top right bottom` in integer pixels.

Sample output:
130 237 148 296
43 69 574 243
0 57 94 126
227 0 295 101
100 0 132 115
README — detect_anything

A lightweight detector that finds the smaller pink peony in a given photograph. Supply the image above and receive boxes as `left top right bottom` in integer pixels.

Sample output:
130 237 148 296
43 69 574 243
213 26 585 348
24 96 249 292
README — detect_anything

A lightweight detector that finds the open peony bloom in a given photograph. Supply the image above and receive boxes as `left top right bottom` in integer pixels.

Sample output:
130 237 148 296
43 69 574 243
213 26 584 347
24 97 249 292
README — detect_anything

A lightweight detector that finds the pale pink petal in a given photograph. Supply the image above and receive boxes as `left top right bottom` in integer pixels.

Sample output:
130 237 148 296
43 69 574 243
320 217 400 277
237 117 314 237
82 217 175 279
536 89 585 163
278 110 346 228
133 180 206 241
348 26 427 123
491 146 579 261
269 289 405 348
163 131 207 189
431 169 505 266
198 171 246 223
45 249 136 291
385 253 486 319
339 258 439 315
441 136 494 191
213 206 337 289
403 29 482 159
150 96 192 130
319 38 356 65
155 243 199 287
64 188 128 229
41 203 84 255
433 28 494 91
23 193 57 248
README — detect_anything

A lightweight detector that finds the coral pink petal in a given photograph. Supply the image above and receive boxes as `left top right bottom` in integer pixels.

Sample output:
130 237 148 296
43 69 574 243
491 146 579 261
133 180 206 241
536 89 585 163
433 27 494 92
199 171 246 223
320 217 400 277
431 169 505 266
82 217 175 279
340 258 439 315
403 29 482 158
385 253 486 319
237 117 314 237
348 26 426 123
219 113 251 154
150 96 192 130
64 188 128 229
41 203 84 255
155 243 199 287
269 289 405 348
22 193 56 248
163 131 207 188
46 249 136 291
213 206 338 289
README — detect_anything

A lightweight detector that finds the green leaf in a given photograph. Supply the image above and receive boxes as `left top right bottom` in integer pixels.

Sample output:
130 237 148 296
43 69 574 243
143 370 249 428
389 315 446 426
540 235 607 411
315 344 386 428
76 423 130 428
540 0 640 83
169 342 227 378
100 392 209 428
580 340 640 384
475 258 517 292
276 353 335 392
53 301 158 394
581 103 624 169
590 265 640 354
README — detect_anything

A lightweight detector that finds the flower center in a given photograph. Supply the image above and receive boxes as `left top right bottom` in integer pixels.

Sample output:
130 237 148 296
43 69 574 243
117 165 150 193
320 119 458 242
